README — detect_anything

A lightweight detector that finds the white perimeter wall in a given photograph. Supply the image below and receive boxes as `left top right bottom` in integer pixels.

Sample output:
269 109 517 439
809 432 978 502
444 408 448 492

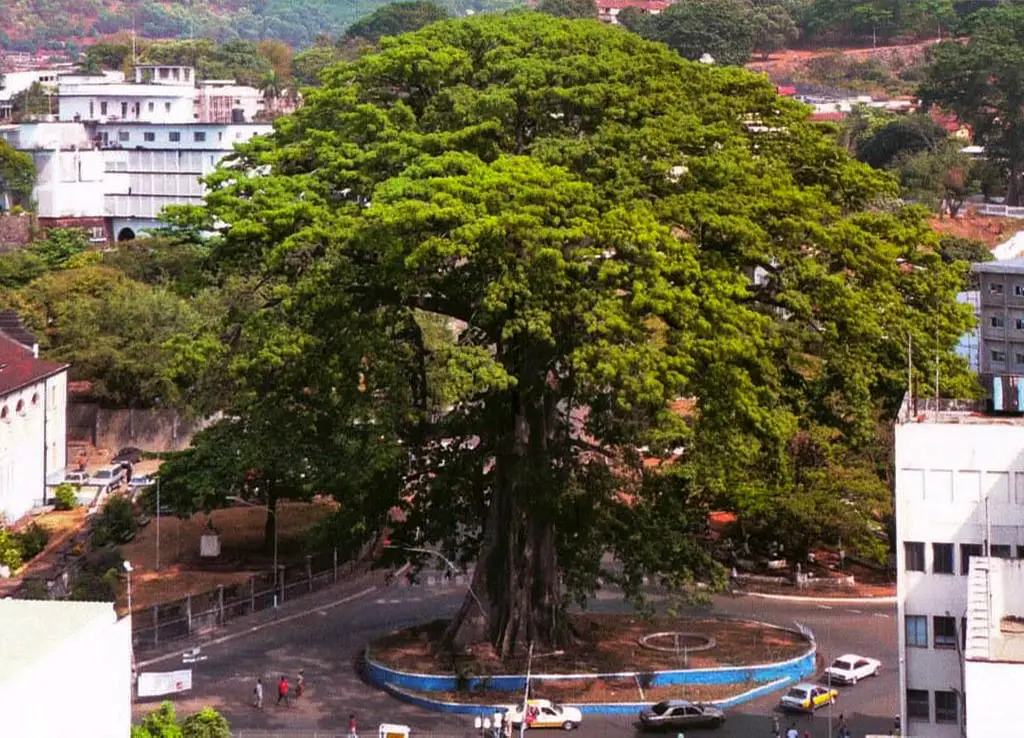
0 612 131 737
965 659 1023 738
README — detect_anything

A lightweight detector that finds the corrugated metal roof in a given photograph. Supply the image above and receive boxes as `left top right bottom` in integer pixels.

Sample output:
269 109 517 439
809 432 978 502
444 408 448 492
0 600 117 683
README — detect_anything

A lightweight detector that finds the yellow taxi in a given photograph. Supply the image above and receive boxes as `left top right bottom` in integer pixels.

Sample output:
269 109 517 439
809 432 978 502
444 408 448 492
778 683 838 712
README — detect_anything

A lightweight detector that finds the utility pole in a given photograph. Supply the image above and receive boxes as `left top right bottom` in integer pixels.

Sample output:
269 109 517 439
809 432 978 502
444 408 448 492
155 477 161 571
519 642 534 738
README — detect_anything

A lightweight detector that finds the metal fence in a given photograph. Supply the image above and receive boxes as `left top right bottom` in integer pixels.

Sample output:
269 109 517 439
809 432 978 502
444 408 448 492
131 548 368 650
977 203 1024 219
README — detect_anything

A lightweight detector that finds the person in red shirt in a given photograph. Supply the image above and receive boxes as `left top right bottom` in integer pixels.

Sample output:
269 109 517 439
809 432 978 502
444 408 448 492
277 676 290 707
348 713 358 738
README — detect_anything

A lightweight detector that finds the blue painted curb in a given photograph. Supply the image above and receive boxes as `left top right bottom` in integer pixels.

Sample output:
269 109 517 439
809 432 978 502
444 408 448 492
381 675 800 716
365 622 815 693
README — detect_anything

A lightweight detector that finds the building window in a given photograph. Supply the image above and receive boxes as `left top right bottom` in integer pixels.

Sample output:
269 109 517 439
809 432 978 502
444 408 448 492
100 101 107 116
962 616 968 650
906 615 928 648
148 101 154 112
118 130 130 142
89 101 94 118
15 399 24 415
169 131 181 142
992 315 1005 328
1016 353 1024 365
992 282 1005 295
907 689 929 720
1017 318 1024 330
905 541 925 572
934 616 957 649
932 543 954 574
121 101 128 118
1017 284 1024 297
165 102 171 113
218 131 223 141
143 131 155 142
935 691 958 724
961 543 984 574
90 226 105 241
31 392 38 406
194 131 207 142
992 544 1012 558
992 349 1007 363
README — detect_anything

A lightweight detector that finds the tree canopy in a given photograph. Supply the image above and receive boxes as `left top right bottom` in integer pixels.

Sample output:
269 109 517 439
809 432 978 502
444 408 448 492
184 12 972 658
537 0 599 20
920 5 1024 204
627 0 757 66
344 1 450 42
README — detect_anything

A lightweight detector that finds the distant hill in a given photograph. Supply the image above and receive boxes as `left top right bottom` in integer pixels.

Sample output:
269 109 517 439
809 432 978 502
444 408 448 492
0 0 522 52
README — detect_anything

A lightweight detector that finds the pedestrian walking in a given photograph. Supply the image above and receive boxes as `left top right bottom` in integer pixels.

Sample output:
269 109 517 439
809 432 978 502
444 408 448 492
277 675 290 707
771 715 780 738
803 731 811 738
253 678 263 709
296 669 305 698
786 724 799 738
348 713 358 738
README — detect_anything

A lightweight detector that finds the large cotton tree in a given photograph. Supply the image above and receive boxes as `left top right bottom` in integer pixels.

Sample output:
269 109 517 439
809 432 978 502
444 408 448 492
193 13 972 658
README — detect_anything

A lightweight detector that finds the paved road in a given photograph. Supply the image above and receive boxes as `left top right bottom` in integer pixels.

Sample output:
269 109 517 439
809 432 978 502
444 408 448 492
134 574 897 738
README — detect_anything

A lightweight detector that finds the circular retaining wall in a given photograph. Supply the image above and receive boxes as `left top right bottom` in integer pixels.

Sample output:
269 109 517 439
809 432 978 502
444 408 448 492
364 620 816 694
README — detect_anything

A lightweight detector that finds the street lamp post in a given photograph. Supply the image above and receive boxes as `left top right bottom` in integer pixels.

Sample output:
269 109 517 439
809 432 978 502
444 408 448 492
386 545 487 619
155 477 161 571
123 560 133 615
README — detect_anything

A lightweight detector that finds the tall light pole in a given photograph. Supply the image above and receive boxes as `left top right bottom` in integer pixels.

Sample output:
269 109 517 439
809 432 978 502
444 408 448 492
123 560 135 693
123 560 133 615
228 496 278 591
155 477 161 571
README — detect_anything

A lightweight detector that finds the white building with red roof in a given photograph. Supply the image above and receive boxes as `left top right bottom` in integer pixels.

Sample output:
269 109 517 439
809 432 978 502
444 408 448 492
0 313 68 524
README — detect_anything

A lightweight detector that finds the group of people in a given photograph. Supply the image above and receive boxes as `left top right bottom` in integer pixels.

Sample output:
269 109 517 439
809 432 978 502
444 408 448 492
252 671 311 709
773 714 852 738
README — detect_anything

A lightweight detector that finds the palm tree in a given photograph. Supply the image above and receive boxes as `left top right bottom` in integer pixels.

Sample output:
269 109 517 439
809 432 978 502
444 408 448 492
258 71 282 114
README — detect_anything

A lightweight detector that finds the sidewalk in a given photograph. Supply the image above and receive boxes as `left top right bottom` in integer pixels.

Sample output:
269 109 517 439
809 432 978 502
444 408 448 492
134 566 390 667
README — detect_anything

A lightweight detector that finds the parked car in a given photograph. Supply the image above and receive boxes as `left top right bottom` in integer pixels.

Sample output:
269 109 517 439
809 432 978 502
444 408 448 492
63 471 89 486
129 474 154 490
91 465 126 492
779 683 838 713
638 700 725 730
113 447 143 464
506 700 583 730
824 654 881 685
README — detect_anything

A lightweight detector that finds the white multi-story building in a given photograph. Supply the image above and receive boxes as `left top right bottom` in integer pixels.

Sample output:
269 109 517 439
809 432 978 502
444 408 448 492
0 315 68 524
894 395 1024 738
963 555 1024 737
0 65 270 239
0 600 132 737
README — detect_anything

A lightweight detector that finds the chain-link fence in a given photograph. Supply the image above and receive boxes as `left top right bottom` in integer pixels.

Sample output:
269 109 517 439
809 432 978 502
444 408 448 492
131 548 369 650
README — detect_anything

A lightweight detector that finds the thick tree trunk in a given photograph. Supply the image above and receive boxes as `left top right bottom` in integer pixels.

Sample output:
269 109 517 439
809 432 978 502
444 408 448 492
443 387 567 659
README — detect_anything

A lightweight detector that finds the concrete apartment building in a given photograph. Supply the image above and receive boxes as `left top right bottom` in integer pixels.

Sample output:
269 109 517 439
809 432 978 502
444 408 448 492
974 257 1024 378
0 64 271 239
963 556 1024 738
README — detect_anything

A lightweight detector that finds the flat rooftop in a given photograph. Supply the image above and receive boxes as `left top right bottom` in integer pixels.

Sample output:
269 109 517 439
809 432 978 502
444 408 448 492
897 395 1024 425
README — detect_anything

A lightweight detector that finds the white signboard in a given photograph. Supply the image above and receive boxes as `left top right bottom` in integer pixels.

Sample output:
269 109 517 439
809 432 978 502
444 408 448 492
137 669 193 697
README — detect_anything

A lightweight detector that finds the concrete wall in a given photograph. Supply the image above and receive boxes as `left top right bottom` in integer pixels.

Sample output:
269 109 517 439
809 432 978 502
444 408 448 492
895 420 1024 738
67 402 217 452
0 607 132 737
965 659 1021 738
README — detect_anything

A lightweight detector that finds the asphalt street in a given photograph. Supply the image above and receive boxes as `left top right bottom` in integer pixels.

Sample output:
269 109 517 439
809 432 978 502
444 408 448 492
133 573 898 738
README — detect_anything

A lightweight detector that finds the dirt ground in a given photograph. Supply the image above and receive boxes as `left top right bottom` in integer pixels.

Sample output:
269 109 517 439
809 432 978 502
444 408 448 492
746 41 934 81
930 211 1024 248
371 614 809 677
119 499 337 611
0 508 88 597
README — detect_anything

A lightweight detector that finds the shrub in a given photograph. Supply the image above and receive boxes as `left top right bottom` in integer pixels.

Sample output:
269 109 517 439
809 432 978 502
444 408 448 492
19 579 49 600
53 483 78 511
16 522 49 560
0 528 23 571
91 496 137 547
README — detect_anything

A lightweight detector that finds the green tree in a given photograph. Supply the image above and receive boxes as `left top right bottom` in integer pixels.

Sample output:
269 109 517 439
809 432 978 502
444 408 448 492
854 112 947 169
751 3 799 60
10 81 55 121
0 138 35 209
195 13 973 657
636 0 755 66
920 5 1024 204
893 139 978 218
30 228 90 269
344 1 449 42
537 0 598 20
134 702 183 738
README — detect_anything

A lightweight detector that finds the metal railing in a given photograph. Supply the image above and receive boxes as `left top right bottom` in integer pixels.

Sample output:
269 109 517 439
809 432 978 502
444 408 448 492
977 203 1024 219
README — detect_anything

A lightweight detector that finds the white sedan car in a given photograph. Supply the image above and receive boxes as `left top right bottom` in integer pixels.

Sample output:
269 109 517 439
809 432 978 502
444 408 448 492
506 700 583 730
824 654 882 685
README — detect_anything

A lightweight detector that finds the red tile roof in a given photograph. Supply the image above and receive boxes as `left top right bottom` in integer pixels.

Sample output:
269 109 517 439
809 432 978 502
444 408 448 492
810 111 848 122
776 86 798 97
597 0 672 9
0 334 67 397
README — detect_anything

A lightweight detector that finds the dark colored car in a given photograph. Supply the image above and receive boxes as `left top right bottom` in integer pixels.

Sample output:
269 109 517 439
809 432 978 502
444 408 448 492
113 447 143 464
638 700 726 730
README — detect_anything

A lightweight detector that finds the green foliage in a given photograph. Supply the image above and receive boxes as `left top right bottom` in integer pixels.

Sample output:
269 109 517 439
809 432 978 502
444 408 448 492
0 528 22 571
633 0 756 66
53 483 79 511
892 139 978 218
9 82 53 122
854 113 947 169
536 0 598 20
346 1 450 41
16 522 49 561
133 703 231 738
69 546 122 602
180 708 232 738
920 5 1024 205
750 3 799 60
938 236 991 266
0 138 35 208
193 12 972 654
90 496 137 547
30 229 90 269
802 0 958 47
